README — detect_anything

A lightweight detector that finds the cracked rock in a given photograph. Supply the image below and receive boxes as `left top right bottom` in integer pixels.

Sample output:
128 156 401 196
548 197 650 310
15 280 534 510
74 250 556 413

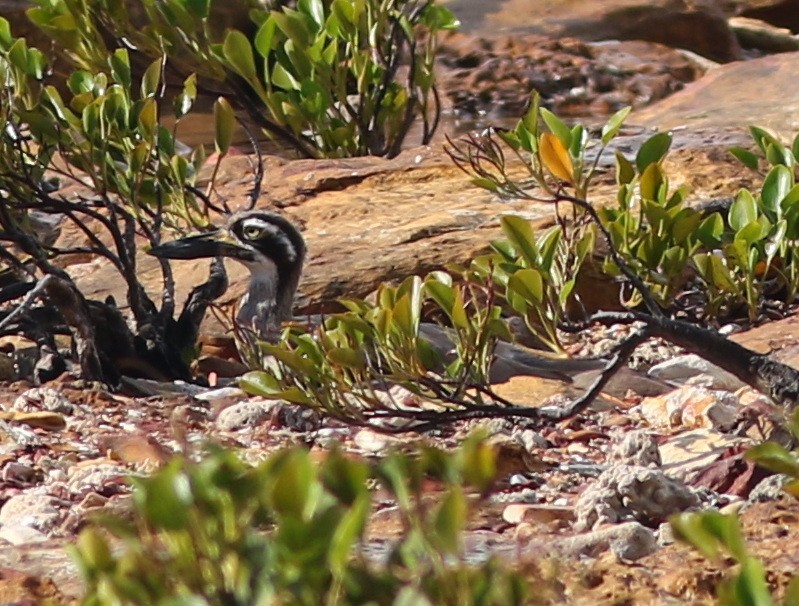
11 388 74 414
215 400 277 431
575 464 700 531
608 430 661 467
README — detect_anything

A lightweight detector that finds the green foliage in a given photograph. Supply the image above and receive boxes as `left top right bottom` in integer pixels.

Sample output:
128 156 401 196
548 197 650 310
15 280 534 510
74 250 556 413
0 19 234 380
694 128 799 321
599 131 715 309
74 441 529 605
473 217 594 352
27 0 458 158
449 92 799 324
0 20 211 231
745 409 799 499
242 273 512 425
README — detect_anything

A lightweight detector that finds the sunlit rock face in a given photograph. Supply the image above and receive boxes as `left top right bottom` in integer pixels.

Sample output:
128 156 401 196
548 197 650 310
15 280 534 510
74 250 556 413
635 51 799 133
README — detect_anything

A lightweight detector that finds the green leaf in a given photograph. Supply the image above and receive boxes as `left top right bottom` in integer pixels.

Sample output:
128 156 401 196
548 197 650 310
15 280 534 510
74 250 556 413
761 165 792 213
750 125 775 154
470 177 499 192
254 19 278 57
729 147 759 171
601 106 631 145
109 48 131 88
729 189 758 231
424 277 455 315
615 151 635 186
131 459 193 529
223 29 258 82
635 131 672 172
459 434 496 493
500 215 538 267
432 488 466 554
508 268 544 303
298 0 326 28
730 558 773 606
327 347 365 369
184 0 210 18
765 141 794 167
239 370 282 396
745 441 799 476
271 9 312 47
68 70 95 95
639 163 665 200
140 57 162 98
268 449 316 518
138 97 157 138
0 17 11 50
420 4 460 30
328 493 368 575
539 107 571 147
736 221 766 246
213 96 235 155
696 213 723 248
271 62 300 90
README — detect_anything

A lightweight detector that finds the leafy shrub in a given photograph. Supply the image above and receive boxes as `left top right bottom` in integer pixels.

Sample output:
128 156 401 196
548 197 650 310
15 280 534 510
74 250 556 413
27 0 458 158
470 216 594 353
0 19 229 381
447 92 799 326
74 439 530 605
692 128 799 321
241 273 514 429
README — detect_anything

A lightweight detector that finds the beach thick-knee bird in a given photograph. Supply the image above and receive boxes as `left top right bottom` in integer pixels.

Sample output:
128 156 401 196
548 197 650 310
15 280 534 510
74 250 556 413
149 210 606 383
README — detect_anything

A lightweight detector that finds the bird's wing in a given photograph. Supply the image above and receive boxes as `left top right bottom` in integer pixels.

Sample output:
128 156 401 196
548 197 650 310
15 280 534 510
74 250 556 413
418 323 608 383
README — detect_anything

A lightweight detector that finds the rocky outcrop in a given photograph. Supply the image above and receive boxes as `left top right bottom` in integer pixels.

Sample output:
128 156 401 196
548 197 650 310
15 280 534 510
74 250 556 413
438 34 706 120
634 51 799 132
453 0 743 62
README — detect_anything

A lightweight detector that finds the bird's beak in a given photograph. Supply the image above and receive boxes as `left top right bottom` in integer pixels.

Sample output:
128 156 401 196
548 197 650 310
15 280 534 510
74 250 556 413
148 230 251 261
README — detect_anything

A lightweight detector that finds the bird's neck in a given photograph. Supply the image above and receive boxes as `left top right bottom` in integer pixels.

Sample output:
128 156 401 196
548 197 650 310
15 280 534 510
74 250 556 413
237 258 300 338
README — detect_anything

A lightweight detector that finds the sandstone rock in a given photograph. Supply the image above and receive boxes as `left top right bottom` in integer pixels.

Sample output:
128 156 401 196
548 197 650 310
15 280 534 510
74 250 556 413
658 429 749 480
634 51 799 134
531 520 658 561
451 0 741 62
11 388 74 415
438 33 706 120
636 386 740 430
737 0 799 33
730 16 799 54
502 503 575 526
0 492 62 533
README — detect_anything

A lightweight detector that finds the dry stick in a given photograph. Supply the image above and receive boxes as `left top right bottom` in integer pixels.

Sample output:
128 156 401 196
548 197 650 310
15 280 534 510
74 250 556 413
584 311 799 408
0 275 103 380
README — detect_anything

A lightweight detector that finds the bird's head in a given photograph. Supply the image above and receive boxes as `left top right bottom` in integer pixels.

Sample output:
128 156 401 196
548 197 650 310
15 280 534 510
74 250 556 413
149 210 306 280
149 211 307 334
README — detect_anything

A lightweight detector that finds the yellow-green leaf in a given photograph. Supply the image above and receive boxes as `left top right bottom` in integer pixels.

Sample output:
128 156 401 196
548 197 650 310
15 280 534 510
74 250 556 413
539 132 573 183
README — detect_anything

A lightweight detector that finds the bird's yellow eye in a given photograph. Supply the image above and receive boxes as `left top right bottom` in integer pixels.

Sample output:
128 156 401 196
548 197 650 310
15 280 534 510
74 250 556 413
243 225 262 240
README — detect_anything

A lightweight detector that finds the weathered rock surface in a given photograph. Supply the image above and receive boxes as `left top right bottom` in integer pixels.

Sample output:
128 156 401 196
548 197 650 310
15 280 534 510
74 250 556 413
449 0 742 62
438 33 706 120
635 51 799 132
